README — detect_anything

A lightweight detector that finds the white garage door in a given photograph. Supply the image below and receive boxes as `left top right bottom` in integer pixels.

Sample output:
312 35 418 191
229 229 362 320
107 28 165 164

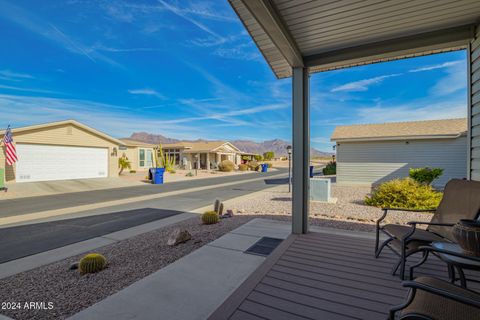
16 144 109 182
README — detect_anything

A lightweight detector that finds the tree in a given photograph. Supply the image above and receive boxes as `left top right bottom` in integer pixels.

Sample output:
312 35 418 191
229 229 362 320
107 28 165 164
118 156 131 175
263 151 275 161
254 154 263 161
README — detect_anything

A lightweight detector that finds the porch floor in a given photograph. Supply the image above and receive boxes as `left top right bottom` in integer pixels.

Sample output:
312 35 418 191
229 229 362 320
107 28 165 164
209 231 480 320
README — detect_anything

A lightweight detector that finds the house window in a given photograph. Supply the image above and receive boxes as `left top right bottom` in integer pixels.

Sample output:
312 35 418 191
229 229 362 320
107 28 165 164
139 149 145 167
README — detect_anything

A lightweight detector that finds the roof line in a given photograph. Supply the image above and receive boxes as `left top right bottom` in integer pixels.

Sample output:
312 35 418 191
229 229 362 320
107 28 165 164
0 120 124 146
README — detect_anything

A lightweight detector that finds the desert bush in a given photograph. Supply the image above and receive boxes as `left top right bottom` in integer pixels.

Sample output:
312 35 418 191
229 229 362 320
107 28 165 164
409 167 444 185
79 253 107 274
254 154 263 161
185 172 194 177
264 162 273 168
322 161 336 175
263 151 275 161
129 170 136 174
238 163 248 171
218 160 235 172
118 157 131 175
202 211 219 225
364 178 442 210
248 160 260 171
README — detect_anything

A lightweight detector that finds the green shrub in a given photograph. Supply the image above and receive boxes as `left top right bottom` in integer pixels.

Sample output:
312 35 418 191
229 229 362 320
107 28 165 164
169 169 176 174
254 154 263 161
218 160 235 172
409 167 444 185
129 170 136 173
79 253 107 274
202 211 219 225
263 151 275 161
365 178 442 210
118 157 131 175
186 172 194 177
322 161 336 175
238 163 248 171
247 160 260 171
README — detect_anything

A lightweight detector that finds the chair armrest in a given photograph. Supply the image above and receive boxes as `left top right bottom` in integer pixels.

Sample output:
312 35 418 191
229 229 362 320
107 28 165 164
407 221 455 227
382 208 437 212
419 246 480 263
402 280 480 308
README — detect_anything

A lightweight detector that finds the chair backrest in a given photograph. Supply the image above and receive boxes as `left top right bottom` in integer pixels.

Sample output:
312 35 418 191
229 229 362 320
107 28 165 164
427 179 480 241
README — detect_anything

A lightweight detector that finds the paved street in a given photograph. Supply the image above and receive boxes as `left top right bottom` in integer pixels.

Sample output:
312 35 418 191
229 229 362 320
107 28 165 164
0 170 288 263
0 169 287 219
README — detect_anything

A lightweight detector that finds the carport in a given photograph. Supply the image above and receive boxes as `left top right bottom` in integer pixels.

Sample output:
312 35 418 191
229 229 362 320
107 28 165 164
229 0 480 234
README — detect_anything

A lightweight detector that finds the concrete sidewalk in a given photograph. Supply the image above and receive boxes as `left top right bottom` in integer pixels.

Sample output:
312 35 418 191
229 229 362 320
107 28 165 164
68 219 292 320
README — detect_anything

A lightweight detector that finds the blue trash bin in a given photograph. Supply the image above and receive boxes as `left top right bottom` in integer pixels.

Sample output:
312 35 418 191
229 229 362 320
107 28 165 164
261 164 268 172
310 165 314 178
153 168 165 184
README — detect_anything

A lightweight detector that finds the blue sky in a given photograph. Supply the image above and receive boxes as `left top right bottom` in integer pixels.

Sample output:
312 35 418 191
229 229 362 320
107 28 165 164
0 0 467 152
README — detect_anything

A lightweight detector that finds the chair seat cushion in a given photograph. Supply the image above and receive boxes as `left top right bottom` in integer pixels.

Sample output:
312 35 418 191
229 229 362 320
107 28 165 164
401 277 480 320
383 224 444 242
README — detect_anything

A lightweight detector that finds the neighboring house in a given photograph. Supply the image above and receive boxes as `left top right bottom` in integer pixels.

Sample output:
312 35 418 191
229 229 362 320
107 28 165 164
0 120 123 183
118 139 156 172
331 118 468 188
162 141 243 170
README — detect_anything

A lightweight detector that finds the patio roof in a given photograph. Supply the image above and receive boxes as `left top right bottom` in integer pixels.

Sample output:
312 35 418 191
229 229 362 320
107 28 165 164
229 0 480 78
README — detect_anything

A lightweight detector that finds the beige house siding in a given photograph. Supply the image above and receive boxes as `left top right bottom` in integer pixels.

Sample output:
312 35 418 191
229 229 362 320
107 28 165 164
470 24 480 181
0 123 119 182
121 146 155 171
336 138 467 188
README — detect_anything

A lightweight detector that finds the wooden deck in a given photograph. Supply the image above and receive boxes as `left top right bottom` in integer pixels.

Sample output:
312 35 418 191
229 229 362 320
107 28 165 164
209 231 480 320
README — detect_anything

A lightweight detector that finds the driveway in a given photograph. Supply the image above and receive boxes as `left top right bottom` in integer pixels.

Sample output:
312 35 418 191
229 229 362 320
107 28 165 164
0 177 144 200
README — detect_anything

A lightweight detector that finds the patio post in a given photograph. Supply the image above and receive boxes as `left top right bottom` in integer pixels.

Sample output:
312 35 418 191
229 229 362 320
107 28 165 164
292 67 310 234
206 153 210 171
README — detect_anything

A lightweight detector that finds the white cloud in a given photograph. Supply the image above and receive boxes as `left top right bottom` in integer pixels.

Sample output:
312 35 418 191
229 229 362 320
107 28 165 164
409 60 462 73
0 84 60 95
0 70 34 80
430 60 467 96
331 74 401 92
355 101 467 124
0 2 121 68
128 88 166 99
158 0 225 41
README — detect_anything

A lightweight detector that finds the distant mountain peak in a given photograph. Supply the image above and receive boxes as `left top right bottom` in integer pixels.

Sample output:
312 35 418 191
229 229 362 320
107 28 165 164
127 133 331 157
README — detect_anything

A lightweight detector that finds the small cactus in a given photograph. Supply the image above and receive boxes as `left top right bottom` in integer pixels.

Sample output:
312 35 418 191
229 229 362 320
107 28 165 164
79 253 107 274
202 211 219 225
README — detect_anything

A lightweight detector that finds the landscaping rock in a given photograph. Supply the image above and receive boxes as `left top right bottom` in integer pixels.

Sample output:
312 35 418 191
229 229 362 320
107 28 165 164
167 229 192 246
69 262 79 270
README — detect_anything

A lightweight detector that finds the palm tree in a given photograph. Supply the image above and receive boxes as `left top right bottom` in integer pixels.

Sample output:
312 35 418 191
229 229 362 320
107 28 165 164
118 156 131 175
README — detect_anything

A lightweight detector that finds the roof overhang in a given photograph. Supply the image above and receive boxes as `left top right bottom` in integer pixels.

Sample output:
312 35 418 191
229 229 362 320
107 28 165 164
229 0 480 78
332 133 467 143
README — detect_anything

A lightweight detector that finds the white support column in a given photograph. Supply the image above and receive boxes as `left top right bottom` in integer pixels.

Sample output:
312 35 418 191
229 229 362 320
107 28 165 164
197 153 201 170
292 67 310 234
206 153 211 171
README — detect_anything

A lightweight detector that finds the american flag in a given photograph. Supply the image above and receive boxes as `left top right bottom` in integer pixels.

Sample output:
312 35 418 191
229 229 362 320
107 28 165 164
3 125 18 166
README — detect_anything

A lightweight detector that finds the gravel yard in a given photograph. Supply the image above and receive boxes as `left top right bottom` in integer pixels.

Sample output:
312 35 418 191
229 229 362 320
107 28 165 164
226 184 433 232
0 215 255 320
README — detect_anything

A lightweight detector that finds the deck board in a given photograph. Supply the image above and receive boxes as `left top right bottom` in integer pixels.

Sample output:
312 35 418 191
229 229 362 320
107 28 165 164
209 231 480 320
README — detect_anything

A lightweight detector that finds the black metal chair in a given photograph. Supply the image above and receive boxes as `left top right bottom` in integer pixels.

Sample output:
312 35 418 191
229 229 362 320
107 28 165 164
389 276 480 320
375 179 480 279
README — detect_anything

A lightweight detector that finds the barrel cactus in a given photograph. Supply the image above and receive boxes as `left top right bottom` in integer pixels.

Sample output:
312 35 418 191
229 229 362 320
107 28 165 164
79 253 107 274
202 211 219 225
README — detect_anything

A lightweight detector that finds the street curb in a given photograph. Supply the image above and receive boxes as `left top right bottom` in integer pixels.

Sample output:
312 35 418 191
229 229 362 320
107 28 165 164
0 173 286 227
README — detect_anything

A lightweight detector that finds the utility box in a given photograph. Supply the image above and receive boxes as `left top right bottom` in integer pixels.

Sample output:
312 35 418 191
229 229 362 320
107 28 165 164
0 168 5 190
310 178 336 203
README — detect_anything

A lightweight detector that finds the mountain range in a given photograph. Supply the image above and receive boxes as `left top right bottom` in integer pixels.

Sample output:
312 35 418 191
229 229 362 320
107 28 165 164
128 132 332 157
